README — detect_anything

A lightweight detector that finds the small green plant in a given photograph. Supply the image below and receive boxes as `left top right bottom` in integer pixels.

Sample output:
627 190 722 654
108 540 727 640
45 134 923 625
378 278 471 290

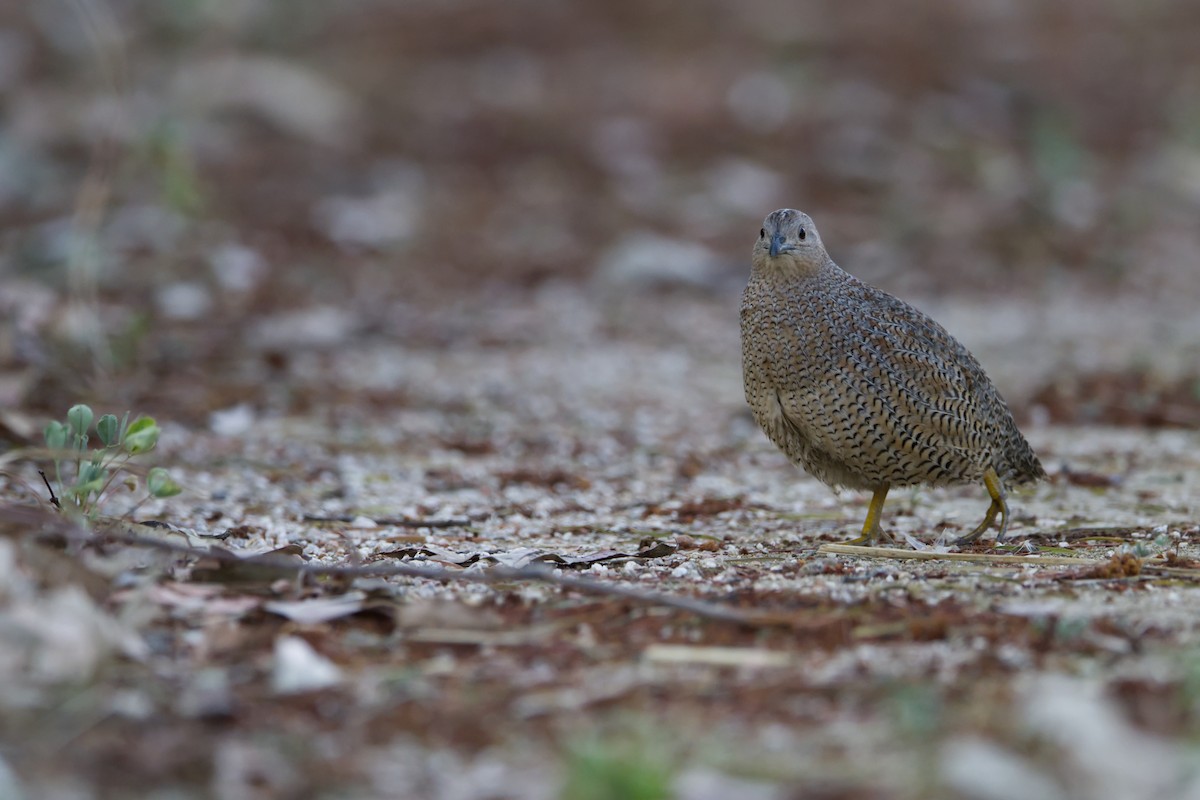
560 736 673 800
887 681 944 738
42 403 181 518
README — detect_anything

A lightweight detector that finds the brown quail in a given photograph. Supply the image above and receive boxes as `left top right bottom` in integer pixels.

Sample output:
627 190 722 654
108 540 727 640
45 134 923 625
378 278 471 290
740 209 1044 546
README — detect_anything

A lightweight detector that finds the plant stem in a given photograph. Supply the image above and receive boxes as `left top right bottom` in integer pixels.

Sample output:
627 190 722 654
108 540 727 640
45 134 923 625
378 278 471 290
94 452 134 508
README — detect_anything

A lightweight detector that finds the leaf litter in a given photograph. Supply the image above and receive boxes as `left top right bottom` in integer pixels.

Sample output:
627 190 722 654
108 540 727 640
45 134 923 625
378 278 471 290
3 286 1200 798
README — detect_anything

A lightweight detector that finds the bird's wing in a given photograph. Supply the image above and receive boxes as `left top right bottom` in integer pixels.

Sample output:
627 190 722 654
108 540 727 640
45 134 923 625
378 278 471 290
855 292 997 455
773 286 996 485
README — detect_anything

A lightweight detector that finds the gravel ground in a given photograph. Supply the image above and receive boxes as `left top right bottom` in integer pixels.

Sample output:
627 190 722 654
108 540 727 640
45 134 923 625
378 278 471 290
3 286 1199 799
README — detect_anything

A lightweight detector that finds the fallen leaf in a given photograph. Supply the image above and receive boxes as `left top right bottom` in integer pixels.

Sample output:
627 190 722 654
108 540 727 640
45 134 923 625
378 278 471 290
264 592 368 624
271 635 343 694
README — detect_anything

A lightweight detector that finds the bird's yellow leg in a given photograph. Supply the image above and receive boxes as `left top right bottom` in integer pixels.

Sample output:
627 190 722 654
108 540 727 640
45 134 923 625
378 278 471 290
955 467 1009 545
844 485 889 546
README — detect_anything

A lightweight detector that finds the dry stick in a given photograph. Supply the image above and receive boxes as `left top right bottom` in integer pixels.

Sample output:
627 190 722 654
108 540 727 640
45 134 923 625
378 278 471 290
819 543 1200 578
92 523 769 628
38 470 61 509
818 543 1094 566
1139 562 1200 579
1019 527 1148 542
302 514 473 528
19 510 1198 629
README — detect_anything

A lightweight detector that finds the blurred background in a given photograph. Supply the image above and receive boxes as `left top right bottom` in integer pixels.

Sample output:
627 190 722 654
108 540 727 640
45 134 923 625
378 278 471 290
2 0 1199 427
3 5 1200 796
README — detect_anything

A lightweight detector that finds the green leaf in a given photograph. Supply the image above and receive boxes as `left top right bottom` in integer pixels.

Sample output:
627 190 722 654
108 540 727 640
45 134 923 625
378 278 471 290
123 416 160 454
77 461 106 486
71 462 108 501
44 421 68 450
67 405 94 437
147 467 182 498
96 414 120 447
69 481 105 504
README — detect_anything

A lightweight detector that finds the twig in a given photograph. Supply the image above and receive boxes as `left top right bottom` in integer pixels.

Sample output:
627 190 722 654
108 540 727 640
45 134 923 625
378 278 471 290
39 470 61 509
1141 561 1200 579
818 543 1091 566
302 514 473 528
81 520 773 628
1016 526 1146 542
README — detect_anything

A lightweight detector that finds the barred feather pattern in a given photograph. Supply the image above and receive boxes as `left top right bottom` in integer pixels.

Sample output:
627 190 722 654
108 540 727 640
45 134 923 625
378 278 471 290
741 210 1044 494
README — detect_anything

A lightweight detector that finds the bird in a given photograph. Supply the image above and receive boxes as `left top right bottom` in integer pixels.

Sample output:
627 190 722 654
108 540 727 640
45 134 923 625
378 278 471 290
740 208 1044 546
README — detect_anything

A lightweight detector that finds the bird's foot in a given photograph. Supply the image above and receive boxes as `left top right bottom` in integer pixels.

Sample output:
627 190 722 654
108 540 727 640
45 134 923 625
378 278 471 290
954 501 999 545
844 485 891 547
955 469 1011 546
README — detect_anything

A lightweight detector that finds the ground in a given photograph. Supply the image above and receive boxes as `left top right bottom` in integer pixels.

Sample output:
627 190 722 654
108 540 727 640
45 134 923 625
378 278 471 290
4 287 1200 799
2 2 1200 798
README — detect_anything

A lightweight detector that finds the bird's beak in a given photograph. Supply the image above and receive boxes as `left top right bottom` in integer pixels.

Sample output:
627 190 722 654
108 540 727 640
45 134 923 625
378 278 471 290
769 232 787 257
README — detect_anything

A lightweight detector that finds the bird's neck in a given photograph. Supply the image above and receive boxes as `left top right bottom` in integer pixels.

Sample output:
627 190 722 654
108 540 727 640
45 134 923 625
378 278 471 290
750 252 828 282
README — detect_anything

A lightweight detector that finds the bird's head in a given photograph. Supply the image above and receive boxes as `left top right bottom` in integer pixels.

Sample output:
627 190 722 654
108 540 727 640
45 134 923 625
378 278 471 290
752 208 828 276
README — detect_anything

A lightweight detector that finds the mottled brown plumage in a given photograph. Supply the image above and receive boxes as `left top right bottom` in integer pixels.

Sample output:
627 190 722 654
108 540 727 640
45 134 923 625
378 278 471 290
740 209 1044 545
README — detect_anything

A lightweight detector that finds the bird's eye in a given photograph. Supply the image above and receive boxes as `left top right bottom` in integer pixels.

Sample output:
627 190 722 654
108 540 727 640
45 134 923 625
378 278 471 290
798 228 806 240
760 228 765 239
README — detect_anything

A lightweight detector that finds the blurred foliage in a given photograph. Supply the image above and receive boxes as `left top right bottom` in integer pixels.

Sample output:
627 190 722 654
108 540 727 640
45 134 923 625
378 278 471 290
561 734 674 800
